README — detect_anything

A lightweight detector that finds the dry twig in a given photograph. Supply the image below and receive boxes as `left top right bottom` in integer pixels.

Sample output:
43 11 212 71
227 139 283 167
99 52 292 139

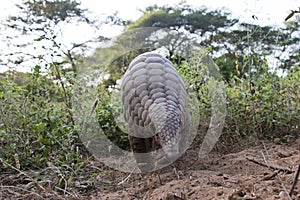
246 157 294 174
0 185 43 199
0 158 46 191
289 163 300 197
261 170 281 181
117 167 136 185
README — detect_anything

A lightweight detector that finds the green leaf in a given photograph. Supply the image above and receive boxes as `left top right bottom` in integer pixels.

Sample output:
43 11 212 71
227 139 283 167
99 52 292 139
285 11 294 21
34 37 44 41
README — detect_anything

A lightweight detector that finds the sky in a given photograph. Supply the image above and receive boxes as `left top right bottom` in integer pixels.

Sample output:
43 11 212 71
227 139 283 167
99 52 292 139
0 0 299 72
0 0 299 26
80 0 298 26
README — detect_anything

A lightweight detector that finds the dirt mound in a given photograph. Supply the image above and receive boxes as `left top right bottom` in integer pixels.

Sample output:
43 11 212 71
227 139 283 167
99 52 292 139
1 139 299 199
95 140 300 200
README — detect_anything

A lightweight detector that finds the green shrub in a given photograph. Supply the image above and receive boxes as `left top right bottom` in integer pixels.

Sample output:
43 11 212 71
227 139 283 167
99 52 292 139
0 67 88 189
176 52 299 144
95 86 130 150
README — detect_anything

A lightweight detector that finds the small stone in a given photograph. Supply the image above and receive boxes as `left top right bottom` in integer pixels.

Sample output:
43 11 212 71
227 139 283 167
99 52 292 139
217 191 224 196
279 191 286 199
274 138 281 144
276 149 293 158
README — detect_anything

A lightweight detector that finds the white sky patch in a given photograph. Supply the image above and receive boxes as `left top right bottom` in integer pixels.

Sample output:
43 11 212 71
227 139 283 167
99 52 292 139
79 0 299 27
1 0 299 26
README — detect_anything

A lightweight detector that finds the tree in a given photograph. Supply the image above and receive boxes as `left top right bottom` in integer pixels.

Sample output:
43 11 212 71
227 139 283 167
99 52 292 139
84 5 240 87
277 16 300 70
127 5 298 80
128 5 237 34
127 5 238 54
82 4 299 87
0 0 108 74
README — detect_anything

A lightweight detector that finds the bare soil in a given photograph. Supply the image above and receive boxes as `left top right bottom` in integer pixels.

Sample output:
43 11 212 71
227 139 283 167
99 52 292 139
1 138 300 200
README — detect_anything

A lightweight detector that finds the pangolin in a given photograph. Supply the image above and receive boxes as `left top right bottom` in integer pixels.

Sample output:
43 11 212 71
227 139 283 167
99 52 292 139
121 52 189 172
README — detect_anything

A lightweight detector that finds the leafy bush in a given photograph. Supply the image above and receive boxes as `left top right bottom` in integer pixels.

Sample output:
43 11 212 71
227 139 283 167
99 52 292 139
0 67 89 189
224 67 299 141
95 86 129 150
176 52 299 145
